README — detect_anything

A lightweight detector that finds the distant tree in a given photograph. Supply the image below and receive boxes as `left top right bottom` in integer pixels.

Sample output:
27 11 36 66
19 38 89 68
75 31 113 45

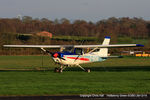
60 18 70 24
146 22 150 37
54 18 59 24
22 16 33 23
72 20 89 36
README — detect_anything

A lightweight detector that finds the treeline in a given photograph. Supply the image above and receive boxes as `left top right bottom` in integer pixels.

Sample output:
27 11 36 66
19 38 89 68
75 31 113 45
0 16 150 38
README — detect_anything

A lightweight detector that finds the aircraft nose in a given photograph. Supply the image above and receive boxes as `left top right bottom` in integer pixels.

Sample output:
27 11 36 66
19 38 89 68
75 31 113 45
53 53 59 58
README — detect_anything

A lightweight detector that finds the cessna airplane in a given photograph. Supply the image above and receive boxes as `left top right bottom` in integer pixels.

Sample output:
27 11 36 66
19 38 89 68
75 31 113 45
3 36 144 73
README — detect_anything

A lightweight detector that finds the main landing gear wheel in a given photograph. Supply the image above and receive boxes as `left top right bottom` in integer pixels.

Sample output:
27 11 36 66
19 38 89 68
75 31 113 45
85 69 91 73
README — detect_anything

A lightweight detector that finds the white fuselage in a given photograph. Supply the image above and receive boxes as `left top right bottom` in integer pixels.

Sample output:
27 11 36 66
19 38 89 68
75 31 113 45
52 53 106 66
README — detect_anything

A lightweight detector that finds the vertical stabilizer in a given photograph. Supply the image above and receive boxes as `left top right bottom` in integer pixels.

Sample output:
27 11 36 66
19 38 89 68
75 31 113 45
102 36 110 45
98 36 110 57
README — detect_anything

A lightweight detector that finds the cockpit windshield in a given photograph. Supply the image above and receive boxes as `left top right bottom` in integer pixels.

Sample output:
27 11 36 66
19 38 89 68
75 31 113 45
63 47 74 53
62 47 84 55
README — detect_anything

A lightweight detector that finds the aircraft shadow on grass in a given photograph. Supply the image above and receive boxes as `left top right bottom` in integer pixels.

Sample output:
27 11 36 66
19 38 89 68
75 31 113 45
0 66 150 72
64 66 150 72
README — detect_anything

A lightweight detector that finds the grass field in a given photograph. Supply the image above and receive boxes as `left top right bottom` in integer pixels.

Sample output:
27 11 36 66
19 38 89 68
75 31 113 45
0 56 150 96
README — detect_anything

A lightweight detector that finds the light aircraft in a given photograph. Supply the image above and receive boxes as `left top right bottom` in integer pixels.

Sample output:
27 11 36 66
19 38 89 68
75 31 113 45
3 36 144 73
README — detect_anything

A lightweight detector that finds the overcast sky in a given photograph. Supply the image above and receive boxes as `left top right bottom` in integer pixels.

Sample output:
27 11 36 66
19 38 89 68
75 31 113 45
0 0 150 22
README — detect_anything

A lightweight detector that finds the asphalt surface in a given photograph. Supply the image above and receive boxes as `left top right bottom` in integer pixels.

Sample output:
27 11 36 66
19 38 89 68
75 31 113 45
0 95 150 100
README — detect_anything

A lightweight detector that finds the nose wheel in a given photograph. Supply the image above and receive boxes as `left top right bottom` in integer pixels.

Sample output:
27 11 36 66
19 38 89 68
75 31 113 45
54 68 59 73
54 68 62 73
54 68 63 73
54 65 66 73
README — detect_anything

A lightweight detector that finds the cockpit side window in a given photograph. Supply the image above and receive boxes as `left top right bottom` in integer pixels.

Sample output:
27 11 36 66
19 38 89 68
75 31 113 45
74 48 83 55
92 48 100 52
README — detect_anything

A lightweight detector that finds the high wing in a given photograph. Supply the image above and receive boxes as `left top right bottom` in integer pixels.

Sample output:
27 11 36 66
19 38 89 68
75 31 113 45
74 44 144 48
3 44 144 48
3 45 61 48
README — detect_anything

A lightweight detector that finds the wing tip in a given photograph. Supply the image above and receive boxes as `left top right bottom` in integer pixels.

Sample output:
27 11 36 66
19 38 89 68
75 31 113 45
105 36 111 39
136 44 144 47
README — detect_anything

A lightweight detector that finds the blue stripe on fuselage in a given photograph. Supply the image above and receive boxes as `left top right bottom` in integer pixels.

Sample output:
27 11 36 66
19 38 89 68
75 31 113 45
55 51 76 57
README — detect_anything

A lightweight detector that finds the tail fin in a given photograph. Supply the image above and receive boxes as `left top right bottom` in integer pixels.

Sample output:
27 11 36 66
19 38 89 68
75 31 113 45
102 36 110 45
98 36 110 57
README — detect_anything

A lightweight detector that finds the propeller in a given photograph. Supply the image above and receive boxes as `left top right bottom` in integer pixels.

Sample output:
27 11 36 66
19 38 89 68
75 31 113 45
40 48 66 62
52 53 66 60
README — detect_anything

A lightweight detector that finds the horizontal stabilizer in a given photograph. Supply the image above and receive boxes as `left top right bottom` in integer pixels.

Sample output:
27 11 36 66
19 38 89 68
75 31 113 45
102 56 123 59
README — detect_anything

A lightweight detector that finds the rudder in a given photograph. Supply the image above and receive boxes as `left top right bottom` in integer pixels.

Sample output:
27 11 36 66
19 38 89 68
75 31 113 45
98 36 110 57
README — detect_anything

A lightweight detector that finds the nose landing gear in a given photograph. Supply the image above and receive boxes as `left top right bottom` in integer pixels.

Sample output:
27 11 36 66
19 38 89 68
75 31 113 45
54 65 66 73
